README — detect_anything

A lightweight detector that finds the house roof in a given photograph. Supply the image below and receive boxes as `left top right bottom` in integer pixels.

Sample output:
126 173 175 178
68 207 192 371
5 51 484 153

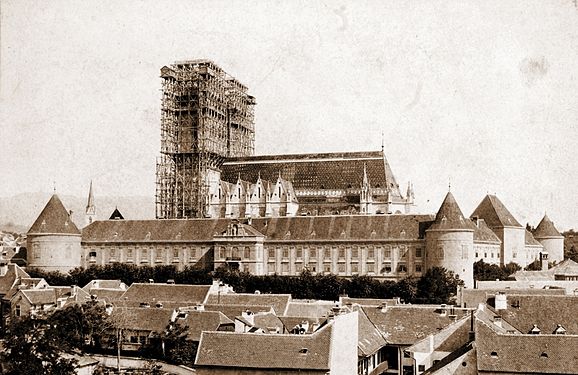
490 295 578 335
203 303 274 320
86 288 126 303
279 316 327 334
81 215 435 243
364 306 466 345
533 214 563 238
195 324 333 370
110 307 173 332
470 195 522 228
473 219 501 244
221 150 403 197
0 264 30 295
284 301 336 318
551 259 578 277
525 230 543 247
340 297 400 307
355 306 387 357
406 315 471 354
121 283 211 305
20 289 57 305
204 293 291 315
28 194 81 235
82 279 127 291
476 319 578 374
428 192 476 231
174 310 233 341
253 313 285 332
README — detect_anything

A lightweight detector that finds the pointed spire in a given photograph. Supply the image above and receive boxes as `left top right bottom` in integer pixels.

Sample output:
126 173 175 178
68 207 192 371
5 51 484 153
362 163 369 187
28 194 81 235
429 192 475 231
533 213 563 238
86 180 95 211
381 131 384 153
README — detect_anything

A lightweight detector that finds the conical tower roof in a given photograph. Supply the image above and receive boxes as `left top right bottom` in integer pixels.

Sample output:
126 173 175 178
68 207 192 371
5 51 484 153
533 214 563 238
429 192 476 231
470 195 522 228
28 194 81 235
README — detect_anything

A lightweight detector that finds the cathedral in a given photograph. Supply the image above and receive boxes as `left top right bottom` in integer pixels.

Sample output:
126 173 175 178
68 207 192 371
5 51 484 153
25 60 565 289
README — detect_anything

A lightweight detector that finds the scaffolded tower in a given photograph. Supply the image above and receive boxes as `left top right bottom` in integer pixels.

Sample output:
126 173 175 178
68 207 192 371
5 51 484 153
156 60 256 219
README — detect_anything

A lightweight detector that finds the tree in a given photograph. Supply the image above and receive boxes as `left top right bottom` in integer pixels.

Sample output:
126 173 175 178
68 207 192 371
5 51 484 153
1 315 78 374
416 267 463 304
49 301 110 350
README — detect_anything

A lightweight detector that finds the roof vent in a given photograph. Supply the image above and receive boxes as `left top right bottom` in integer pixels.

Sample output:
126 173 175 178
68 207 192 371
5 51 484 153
166 279 175 284
530 324 541 334
140 302 150 308
299 348 308 354
490 351 498 358
156 302 163 308
553 324 566 335
541 352 548 358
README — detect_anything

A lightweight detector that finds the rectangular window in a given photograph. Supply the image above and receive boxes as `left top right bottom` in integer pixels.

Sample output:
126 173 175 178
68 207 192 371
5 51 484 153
15 305 21 317
127 249 133 258
383 246 391 259
323 264 331 273
339 249 345 259
351 263 359 273
418 365 425 372
475 252 479 258
268 248 275 259
368 248 374 259
415 247 422 258
383 263 392 273
338 263 345 273
296 247 302 259
281 263 289 273
351 247 358 259
173 249 179 259
397 263 407 273
415 264 422 273
139 336 147 344
282 248 289 259
110 249 116 258
513 252 517 258
130 336 138 344
142 248 148 259
310 248 317 258
156 249 163 260
244 247 251 259
89 251 97 258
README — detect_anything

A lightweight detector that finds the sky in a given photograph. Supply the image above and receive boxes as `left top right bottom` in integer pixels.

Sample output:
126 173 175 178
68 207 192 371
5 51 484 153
1 0 577 230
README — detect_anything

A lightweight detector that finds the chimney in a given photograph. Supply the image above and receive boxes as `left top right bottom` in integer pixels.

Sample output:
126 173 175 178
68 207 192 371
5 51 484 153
241 310 255 325
540 252 549 271
493 315 502 328
379 302 388 313
70 285 77 297
495 292 507 310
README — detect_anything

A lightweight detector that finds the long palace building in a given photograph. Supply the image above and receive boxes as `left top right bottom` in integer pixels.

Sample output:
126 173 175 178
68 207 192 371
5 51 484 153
25 60 564 288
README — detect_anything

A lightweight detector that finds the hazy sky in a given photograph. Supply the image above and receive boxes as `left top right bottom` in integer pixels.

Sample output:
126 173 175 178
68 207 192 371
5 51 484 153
1 0 577 229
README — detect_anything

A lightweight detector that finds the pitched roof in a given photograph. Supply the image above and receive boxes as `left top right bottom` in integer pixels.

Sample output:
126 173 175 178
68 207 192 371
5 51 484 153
82 279 127 291
473 219 502 244
525 230 543 247
491 295 578 335
476 320 578 374
284 300 336 318
109 208 124 220
20 289 57 305
279 316 326 334
364 306 467 345
551 259 578 277
174 310 233 341
0 264 30 295
221 151 403 197
28 195 81 235
406 315 471 354
110 307 173 332
470 195 522 228
203 303 274 320
86 288 126 303
355 306 387 357
121 283 211 305
340 297 400 307
204 293 291 316
533 214 563 238
195 324 333 370
428 192 476 231
81 215 435 243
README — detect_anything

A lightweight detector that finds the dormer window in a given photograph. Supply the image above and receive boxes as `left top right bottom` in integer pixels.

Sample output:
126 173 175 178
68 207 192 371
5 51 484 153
553 324 566 335
541 352 548 358
490 351 498 358
530 324 541 334
299 348 308 354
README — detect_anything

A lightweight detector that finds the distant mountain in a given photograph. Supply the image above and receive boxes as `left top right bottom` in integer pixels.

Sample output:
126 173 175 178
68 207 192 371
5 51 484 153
0 192 155 233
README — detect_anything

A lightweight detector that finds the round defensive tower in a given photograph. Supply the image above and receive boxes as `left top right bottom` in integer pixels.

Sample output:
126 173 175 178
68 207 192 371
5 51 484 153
425 192 476 288
533 214 564 263
27 194 82 272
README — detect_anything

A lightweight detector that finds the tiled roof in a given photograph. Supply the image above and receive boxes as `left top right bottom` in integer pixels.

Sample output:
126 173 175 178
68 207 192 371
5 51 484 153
533 214 563 238
525 230 543 247
21 289 57 305
406 315 470 354
28 195 81 235
459 288 565 309
82 279 127 291
476 319 578 374
364 306 466 345
284 301 336 318
174 310 233 341
121 283 211 305
221 151 402 196
204 293 291 315
551 259 578 277
110 307 173 332
340 297 400 307
429 192 476 231
473 219 501 244
491 295 578 335
203 303 274 320
0 264 30 295
82 215 435 243
86 288 126 303
470 195 522 228
355 306 387 357
279 316 326 334
195 324 333 370
253 313 285 332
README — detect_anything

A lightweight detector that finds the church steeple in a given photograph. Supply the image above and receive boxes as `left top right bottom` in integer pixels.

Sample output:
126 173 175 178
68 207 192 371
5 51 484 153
85 180 97 226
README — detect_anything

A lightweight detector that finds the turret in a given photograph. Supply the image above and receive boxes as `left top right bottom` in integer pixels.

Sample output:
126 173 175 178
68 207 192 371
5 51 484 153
425 192 476 288
360 163 373 214
533 214 564 263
